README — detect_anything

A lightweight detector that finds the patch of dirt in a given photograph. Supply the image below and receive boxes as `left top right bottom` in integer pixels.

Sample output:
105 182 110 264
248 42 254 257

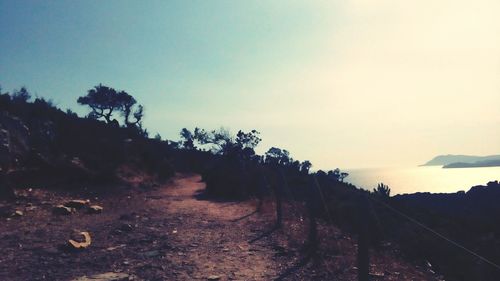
0 174 440 280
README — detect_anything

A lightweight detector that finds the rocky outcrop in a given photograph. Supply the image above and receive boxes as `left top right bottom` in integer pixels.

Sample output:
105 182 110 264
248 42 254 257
0 113 30 171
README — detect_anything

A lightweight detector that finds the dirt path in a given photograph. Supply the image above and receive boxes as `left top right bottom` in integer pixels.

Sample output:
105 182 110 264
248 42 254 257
0 173 283 281
150 174 279 280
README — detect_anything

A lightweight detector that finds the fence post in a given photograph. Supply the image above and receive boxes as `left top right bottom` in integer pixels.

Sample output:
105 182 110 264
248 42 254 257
474 259 485 281
274 172 283 228
256 169 265 212
357 195 370 281
306 176 318 253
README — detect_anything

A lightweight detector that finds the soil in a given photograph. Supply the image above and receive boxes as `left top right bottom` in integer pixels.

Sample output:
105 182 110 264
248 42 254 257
0 173 441 280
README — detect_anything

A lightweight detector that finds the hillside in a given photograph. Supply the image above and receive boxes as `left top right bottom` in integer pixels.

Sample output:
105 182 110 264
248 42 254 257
422 154 500 166
0 92 175 199
1 91 499 280
443 159 500 168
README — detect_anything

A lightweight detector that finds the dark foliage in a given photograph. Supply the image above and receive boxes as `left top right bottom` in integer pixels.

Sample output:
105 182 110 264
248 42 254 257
373 183 391 198
77 84 144 131
0 87 173 188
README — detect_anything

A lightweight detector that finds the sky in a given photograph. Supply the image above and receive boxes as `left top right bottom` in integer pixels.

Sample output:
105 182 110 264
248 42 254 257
1 0 499 169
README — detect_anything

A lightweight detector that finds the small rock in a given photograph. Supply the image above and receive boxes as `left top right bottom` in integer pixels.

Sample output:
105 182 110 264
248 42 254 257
68 231 91 250
65 199 89 209
53 205 74 215
369 272 385 278
88 205 103 214
71 272 132 281
207 275 221 280
13 210 23 216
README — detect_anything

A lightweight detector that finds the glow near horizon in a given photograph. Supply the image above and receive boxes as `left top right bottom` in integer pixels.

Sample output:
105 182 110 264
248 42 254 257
0 0 499 169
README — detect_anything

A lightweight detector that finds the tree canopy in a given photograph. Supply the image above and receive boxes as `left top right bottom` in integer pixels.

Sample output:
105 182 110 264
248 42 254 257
179 127 262 158
265 147 291 165
77 84 144 129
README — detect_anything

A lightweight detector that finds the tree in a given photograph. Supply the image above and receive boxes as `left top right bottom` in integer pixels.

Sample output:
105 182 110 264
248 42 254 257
0 86 11 109
300 160 312 174
180 128 195 149
265 147 291 165
78 84 119 123
118 91 144 128
180 127 262 157
235 130 261 159
11 87 31 103
193 127 234 155
328 168 349 182
340 172 349 182
235 130 261 150
373 183 391 199
77 84 144 128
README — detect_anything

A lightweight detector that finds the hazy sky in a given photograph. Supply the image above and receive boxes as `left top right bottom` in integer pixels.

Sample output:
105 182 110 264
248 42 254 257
1 0 499 169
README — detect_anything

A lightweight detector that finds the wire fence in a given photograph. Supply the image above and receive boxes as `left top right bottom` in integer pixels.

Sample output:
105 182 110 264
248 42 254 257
267 171 500 280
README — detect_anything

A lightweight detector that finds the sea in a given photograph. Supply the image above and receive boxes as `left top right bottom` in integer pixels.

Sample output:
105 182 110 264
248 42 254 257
345 166 500 195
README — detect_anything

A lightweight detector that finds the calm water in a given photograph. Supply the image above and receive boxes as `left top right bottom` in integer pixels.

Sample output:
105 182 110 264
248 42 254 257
345 166 500 195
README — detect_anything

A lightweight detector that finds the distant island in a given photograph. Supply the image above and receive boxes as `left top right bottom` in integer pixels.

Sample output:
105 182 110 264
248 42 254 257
422 154 500 168
443 159 500 168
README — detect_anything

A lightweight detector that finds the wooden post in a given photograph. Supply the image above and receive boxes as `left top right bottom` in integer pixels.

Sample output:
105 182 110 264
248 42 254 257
306 176 318 253
275 182 283 227
474 259 485 281
357 196 370 281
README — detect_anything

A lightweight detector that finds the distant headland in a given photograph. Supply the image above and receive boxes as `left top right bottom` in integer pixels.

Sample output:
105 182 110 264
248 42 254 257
422 154 500 168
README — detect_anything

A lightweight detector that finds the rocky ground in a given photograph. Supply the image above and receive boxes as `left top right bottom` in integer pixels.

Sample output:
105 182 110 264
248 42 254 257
0 173 440 280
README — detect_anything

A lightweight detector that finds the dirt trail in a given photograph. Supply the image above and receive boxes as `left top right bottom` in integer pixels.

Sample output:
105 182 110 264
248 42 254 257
152 174 279 280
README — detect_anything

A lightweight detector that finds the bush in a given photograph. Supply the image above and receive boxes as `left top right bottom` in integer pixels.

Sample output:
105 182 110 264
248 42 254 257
202 157 262 199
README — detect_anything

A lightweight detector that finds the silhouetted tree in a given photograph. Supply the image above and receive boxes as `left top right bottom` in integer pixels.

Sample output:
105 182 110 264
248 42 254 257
194 127 234 155
235 130 261 159
235 130 261 150
78 84 119 123
77 84 144 128
328 168 349 182
118 90 144 128
0 88 11 110
340 172 349 182
180 128 195 149
265 147 291 165
373 183 391 199
300 160 312 174
11 87 31 103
